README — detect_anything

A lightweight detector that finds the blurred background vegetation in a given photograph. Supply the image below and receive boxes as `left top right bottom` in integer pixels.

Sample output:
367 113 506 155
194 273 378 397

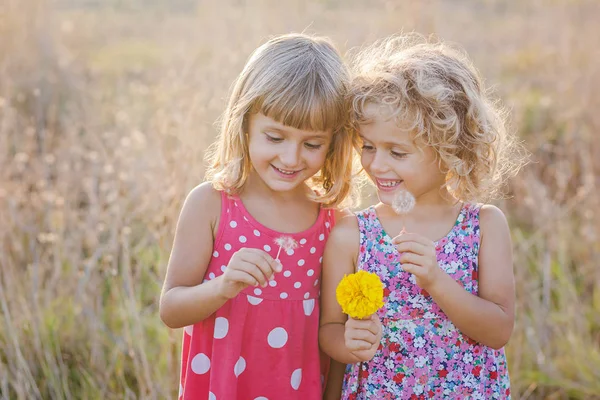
1 0 599 398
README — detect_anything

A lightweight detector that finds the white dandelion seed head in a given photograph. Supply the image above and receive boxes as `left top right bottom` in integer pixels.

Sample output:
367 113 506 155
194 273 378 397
392 189 416 215
275 236 298 251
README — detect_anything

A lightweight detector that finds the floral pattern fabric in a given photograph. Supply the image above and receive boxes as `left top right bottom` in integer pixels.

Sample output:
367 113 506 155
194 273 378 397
341 204 511 400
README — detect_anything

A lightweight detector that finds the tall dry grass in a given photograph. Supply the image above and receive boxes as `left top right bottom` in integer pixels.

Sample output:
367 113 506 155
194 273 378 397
0 0 598 399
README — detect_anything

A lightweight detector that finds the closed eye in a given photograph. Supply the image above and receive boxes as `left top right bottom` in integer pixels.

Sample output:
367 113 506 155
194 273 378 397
391 151 408 159
265 133 283 143
361 144 374 151
305 142 323 150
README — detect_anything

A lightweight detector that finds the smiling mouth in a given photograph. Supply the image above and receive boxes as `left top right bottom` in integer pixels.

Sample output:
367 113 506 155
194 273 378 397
272 165 302 177
375 178 403 190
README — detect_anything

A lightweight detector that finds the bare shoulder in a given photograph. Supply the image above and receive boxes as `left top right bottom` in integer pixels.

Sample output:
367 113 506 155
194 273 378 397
326 212 360 262
180 181 222 234
479 204 510 239
333 207 353 223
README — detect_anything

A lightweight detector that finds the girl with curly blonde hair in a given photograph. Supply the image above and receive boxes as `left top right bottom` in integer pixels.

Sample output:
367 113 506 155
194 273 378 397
160 33 359 400
320 34 524 399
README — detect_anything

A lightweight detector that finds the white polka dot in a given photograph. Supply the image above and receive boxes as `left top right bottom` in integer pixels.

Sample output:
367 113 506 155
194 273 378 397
297 259 305 266
264 245 271 252
179 383 183 397
209 392 216 400
209 272 216 280
254 397 268 400
224 243 232 251
184 325 193 336
267 327 288 348
291 368 302 390
213 251 219 257
319 234 325 241
280 292 288 299
234 356 246 377
247 295 263 305
304 292 310 299
299 238 307 245
283 271 291 278
239 235 247 243
307 269 314 277
214 317 229 339
319 257 323 263
254 288 262 296
243 216 248 221
286 248 294 256
253 229 261 237
230 221 237 228
314 279 319 286
310 247 316 254
191 353 210 374
269 280 277 287
325 222 330 228
303 299 315 316
294 282 301 289
221 265 227 273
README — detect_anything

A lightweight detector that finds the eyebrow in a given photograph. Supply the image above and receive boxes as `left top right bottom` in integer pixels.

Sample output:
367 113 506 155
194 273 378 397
359 135 412 148
264 124 329 140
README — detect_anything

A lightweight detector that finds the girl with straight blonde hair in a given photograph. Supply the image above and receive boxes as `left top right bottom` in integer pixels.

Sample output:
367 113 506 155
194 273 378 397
160 33 359 399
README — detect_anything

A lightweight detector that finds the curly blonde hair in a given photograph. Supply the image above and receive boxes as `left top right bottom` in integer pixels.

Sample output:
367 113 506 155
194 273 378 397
204 33 359 208
350 34 524 202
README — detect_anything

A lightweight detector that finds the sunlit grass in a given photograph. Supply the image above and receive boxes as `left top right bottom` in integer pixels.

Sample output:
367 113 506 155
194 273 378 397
1 0 599 398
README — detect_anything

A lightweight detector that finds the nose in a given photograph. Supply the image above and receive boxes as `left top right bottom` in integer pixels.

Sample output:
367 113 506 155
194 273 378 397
279 142 301 168
367 149 389 174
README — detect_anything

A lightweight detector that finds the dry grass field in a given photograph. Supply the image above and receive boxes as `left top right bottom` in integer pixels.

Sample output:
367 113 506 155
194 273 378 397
1 0 599 398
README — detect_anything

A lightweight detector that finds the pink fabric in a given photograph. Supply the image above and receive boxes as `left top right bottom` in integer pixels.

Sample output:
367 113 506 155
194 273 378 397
178 191 335 400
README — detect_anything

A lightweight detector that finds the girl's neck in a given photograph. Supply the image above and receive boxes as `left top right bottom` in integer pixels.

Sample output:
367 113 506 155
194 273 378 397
236 172 320 234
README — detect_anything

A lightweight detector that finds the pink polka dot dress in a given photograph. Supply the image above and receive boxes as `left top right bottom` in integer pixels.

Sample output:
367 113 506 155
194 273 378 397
178 192 335 400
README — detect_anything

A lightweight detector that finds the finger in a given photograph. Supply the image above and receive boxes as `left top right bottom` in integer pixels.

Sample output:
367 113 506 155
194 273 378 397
395 241 430 256
346 339 373 352
227 269 258 287
241 252 277 280
245 249 281 275
400 263 421 275
347 328 378 345
347 318 380 336
399 252 428 266
239 261 269 286
392 233 432 246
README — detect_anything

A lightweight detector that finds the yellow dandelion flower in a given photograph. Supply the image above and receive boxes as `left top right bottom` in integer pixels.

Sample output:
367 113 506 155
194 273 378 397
336 270 384 319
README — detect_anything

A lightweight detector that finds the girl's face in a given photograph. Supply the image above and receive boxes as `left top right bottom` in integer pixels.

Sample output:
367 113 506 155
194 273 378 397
247 113 332 194
359 104 447 206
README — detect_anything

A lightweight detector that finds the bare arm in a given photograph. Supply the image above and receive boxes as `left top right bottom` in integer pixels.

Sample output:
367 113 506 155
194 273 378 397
159 183 228 328
323 360 345 400
160 183 281 329
319 216 370 364
430 205 515 348
394 205 515 349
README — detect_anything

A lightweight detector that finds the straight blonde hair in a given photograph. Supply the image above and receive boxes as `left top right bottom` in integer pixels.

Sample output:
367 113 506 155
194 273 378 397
205 33 359 207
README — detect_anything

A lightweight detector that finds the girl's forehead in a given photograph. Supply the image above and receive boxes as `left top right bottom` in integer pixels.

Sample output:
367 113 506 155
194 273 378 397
250 112 333 138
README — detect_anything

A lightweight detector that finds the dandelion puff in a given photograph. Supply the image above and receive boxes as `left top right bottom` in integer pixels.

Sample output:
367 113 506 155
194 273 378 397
274 236 298 260
392 189 415 215
392 189 415 234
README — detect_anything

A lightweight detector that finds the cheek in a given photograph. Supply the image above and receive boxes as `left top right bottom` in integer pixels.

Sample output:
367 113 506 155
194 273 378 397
304 149 328 168
360 152 373 169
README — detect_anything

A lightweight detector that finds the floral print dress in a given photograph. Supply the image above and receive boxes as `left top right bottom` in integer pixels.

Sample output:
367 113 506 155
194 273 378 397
341 204 511 400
